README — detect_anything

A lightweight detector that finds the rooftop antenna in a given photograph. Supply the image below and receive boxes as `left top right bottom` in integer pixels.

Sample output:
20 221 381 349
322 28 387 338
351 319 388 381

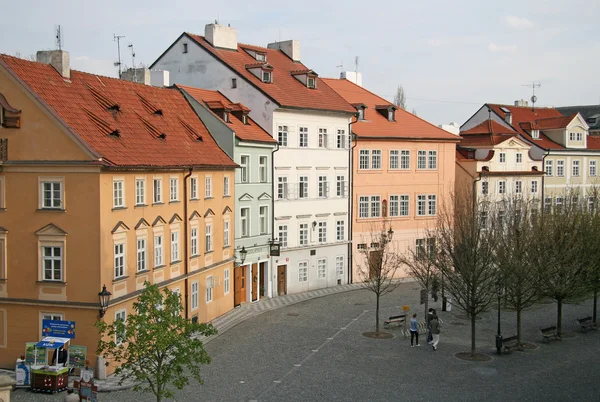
354 56 359 84
522 81 541 111
55 25 63 51
127 43 136 82
336 61 344 77
113 34 125 79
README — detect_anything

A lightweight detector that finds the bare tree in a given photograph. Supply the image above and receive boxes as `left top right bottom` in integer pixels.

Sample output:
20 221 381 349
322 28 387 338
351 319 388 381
394 85 407 110
356 222 403 333
578 188 600 324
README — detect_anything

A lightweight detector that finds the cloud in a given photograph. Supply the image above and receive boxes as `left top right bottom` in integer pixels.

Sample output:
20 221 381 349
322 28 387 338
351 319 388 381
488 43 518 53
504 15 534 29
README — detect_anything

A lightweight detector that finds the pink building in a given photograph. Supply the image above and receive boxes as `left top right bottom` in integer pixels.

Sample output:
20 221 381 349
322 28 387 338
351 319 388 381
324 78 459 280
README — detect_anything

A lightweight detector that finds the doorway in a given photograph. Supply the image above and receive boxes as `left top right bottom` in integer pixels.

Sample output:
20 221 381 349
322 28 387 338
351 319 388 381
259 261 268 298
234 266 247 306
251 263 258 302
277 265 287 296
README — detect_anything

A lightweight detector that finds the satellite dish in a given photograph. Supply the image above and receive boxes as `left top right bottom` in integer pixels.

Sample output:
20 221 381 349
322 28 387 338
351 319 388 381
531 95 537 104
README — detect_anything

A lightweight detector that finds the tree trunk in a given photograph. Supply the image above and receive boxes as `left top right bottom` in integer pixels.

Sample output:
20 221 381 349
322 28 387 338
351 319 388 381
470 313 476 354
557 299 563 336
594 290 598 325
516 308 522 344
375 293 380 333
424 298 429 327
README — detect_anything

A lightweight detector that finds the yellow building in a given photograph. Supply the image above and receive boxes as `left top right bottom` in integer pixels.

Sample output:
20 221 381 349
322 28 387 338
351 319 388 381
0 51 237 374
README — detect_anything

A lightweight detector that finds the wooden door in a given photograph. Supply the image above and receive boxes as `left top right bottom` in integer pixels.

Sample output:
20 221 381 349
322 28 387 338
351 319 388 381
251 263 258 301
234 266 246 306
259 262 267 297
277 265 287 296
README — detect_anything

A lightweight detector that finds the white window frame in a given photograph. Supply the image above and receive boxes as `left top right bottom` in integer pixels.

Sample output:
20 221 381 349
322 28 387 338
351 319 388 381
389 150 399 170
336 255 344 276
531 180 538 194
428 195 437 216
114 242 125 279
428 151 437 169
115 310 127 345
336 220 345 241
113 179 124 208
516 153 523 164
317 258 327 279
572 160 580 177
40 179 64 209
278 225 288 248
336 175 346 197
545 160 553 176
482 181 489 195
42 246 63 281
557 160 565 177
277 176 288 199
137 237 146 272
515 181 522 194
299 176 309 199
191 228 198 256
336 129 346 149
224 176 230 197
154 235 163 267
205 224 213 252
171 231 179 262
318 221 327 243
370 196 381 217
371 150 382 169
169 177 178 202
359 196 369 218
299 223 308 246
299 127 308 148
359 150 369 170
400 195 410 216
206 276 213 303
591 160 597 177
259 206 268 235
499 152 506 163
240 155 250 183
259 156 268 183
298 261 308 283
191 282 199 310
417 195 426 216
205 176 213 198
318 176 328 198
135 178 146 206
277 125 288 147
417 151 427 170
400 150 410 170
241 207 250 237
224 269 230 294
153 178 162 204
389 195 399 217
224 221 230 247
318 128 328 148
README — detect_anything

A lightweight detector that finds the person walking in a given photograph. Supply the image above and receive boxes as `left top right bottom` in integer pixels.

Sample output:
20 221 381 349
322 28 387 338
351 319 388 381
410 313 420 347
427 308 434 344
431 314 441 351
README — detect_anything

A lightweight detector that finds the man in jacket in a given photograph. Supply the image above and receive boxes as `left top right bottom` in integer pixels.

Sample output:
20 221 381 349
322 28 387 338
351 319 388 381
430 315 441 351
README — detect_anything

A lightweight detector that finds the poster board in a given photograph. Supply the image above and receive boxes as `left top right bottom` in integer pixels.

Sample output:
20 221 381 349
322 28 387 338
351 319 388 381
68 345 87 368
42 319 76 338
25 342 46 365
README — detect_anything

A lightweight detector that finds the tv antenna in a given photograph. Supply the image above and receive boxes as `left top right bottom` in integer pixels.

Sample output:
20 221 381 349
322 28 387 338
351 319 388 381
355 56 359 74
55 25 63 50
113 34 125 79
522 81 541 111
127 43 136 82
336 61 344 76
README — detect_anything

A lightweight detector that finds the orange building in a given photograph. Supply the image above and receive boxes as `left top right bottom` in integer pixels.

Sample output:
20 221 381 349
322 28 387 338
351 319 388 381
0 51 237 374
323 78 459 280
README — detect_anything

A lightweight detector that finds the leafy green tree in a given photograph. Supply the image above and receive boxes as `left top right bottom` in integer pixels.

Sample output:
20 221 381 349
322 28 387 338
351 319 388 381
96 282 217 402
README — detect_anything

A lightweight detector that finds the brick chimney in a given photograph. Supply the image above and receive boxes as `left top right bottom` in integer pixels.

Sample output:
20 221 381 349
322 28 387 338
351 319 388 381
205 23 238 51
267 40 300 62
36 50 70 79
121 67 151 85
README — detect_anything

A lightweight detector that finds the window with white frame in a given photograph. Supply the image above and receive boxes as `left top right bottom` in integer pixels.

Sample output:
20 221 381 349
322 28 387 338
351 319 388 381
400 195 410 216
359 196 369 218
358 107 365 120
515 181 522 194
170 178 178 201
318 128 328 148
241 208 249 237
135 179 145 205
190 177 198 200
278 225 288 247
336 129 346 149
401 150 410 170
591 160 597 177
259 206 268 234
318 221 327 243
577 132 583 141
278 126 288 146
544 197 552 211
171 231 179 262
137 238 146 272
0 234 5 280
572 160 580 177
557 160 564 177
482 181 489 195
277 177 288 199
153 178 162 203
317 258 327 279
40 180 64 209
115 310 126 345
569 132 576 141
191 281 199 309
259 156 268 183
336 220 345 241
428 151 437 169
298 261 308 282
556 197 563 210
318 176 328 198
240 155 249 183
370 196 381 217
299 223 308 246
416 238 426 258
113 179 124 208
336 255 344 276
224 176 230 196
389 195 399 217
390 150 399 169
371 150 382 169
262 70 272 83
531 130 539 139
417 195 426 216
531 180 538 193
191 228 198 256
299 176 308 198
224 269 230 294
516 153 523 164
114 243 125 278
498 181 506 194
224 221 230 247
545 160 553 176
336 175 346 197
154 235 163 267
42 246 63 281
299 127 308 148
42 313 63 322
205 224 213 252
499 152 506 163
357 243 367 250
206 277 213 302
428 195 437 215
205 176 212 198
480 211 489 229
417 151 427 169
359 150 369 170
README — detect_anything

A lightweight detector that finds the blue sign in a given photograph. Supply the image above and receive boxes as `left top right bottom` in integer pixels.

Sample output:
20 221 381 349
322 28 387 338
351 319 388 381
42 320 76 339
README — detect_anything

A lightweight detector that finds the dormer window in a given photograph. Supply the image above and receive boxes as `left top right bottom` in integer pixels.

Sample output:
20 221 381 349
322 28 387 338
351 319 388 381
388 109 395 122
531 130 539 139
375 104 397 121
307 77 316 89
358 108 365 120
262 71 272 83
242 113 248 125
256 53 266 62
223 111 230 123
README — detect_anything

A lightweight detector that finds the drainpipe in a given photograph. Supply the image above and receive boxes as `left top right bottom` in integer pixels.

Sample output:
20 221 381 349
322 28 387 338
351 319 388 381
473 172 482 213
183 167 193 319
541 150 550 215
348 116 359 284
270 142 280 296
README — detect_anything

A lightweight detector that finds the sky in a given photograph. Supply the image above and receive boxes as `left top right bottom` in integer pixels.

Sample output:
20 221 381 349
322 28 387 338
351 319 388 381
2 0 599 126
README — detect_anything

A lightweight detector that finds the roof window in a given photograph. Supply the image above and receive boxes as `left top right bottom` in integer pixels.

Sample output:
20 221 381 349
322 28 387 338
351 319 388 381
358 107 365 120
531 130 539 139
223 111 230 123
388 109 395 122
256 53 266 62
262 70 272 83
242 113 248 125
307 76 316 89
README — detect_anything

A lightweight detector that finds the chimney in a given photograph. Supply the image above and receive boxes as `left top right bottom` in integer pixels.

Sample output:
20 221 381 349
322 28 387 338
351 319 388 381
340 71 363 87
121 67 151 85
205 23 238 51
514 99 529 107
36 50 70 79
267 40 300 62
150 70 170 87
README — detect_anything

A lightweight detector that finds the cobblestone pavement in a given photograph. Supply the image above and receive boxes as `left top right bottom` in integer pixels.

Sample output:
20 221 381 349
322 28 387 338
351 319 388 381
10 280 600 401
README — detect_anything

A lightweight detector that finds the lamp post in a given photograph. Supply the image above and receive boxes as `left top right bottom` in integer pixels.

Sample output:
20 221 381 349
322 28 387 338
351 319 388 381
239 246 247 265
98 284 112 318
495 278 503 355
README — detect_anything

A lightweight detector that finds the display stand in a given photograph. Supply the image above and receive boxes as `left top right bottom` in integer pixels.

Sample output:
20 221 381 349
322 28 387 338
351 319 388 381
30 336 71 393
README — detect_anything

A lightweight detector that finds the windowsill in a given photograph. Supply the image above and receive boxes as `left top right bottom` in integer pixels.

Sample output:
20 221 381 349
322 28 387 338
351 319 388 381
134 204 148 208
223 245 231 249
190 254 201 260
204 196 214 200
36 280 66 285
223 195 231 198
154 265 166 271
113 276 129 284
171 260 182 265
190 198 199 202
169 200 181 204
152 202 164 206
112 206 127 211
37 208 66 212
205 250 214 255
136 269 150 276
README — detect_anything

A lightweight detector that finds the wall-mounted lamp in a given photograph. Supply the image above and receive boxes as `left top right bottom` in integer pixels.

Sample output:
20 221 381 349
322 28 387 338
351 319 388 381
98 284 112 318
239 246 247 265
312 221 317 230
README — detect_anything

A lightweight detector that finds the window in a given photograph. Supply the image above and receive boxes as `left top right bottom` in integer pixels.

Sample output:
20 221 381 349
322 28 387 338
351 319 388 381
241 208 249 237
137 238 146 272
400 195 409 216
224 269 230 294
113 179 124 208
42 246 62 281
569 132 575 141
299 127 308 148
417 151 427 169
183 43 188 53
370 196 381 217
277 177 288 199
336 220 345 241
428 151 437 169
389 195 399 217
515 181 522 194
191 282 198 310
262 70 272 83
359 150 369 170
223 176 230 197
318 176 328 198
299 176 308 198
357 243 367 250
240 155 249 183
545 160 553 176
498 210 506 227
589 197 596 211
544 197 552 212
359 196 369 218
498 181 506 194
591 160 597 177
530 180 538 193
401 150 410 170
318 258 326 279
307 76 316 89
572 160 580 177
135 179 145 205
206 277 213 303
336 256 344 276
531 130 540 139
298 261 308 282
259 206 268 234
336 176 346 197
416 238 426 259
205 176 212 198
114 243 125 278
191 228 198 256
482 181 489 195
259 156 268 182
337 129 346 149
358 107 365 120
557 160 564 177
318 128 328 148
189 177 198 200
556 197 563 210
278 225 288 247
277 125 288 146
224 221 230 247
256 53 266 62
153 179 162 203
428 195 437 216
390 150 399 169
417 195 426 216
205 224 213 252
154 235 163 267
295 223 308 247
577 132 583 141
318 222 327 243
231 78 237 89
171 231 179 262
516 153 523 164
115 310 126 345
499 153 506 163
371 150 382 169
480 211 489 229
41 181 62 209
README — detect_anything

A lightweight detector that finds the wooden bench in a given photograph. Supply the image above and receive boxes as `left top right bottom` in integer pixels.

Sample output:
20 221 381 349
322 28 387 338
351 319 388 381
502 335 524 352
540 326 561 342
576 316 597 332
383 314 406 328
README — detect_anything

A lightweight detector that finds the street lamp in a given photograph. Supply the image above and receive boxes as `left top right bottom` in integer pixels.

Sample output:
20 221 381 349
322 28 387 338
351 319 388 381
387 227 394 241
239 246 247 265
495 278 503 355
98 285 112 318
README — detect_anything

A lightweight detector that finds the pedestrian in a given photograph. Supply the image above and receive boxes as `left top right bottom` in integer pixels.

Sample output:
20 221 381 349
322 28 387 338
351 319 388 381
410 313 420 347
427 308 434 344
431 314 441 351
64 388 79 402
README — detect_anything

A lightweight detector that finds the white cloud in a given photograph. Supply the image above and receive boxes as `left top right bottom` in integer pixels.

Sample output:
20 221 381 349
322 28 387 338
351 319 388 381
488 43 518 53
504 15 534 29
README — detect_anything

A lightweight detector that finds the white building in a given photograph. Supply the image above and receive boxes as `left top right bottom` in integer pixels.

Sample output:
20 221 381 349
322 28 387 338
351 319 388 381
151 24 356 295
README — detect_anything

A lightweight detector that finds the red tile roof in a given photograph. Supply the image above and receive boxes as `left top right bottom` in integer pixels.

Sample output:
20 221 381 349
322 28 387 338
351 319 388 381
533 114 577 130
322 78 459 141
178 85 276 144
177 34 355 114
0 54 236 168
459 120 518 147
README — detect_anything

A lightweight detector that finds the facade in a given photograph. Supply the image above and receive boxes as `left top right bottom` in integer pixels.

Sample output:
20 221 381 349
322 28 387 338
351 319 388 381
177 85 277 304
323 78 458 280
557 106 600 136
0 52 236 373
152 24 356 295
